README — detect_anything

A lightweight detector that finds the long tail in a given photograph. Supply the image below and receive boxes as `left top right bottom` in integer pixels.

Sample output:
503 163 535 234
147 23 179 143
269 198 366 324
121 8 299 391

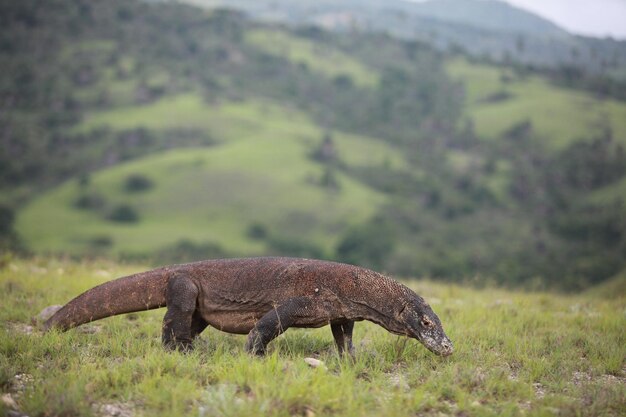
44 268 170 331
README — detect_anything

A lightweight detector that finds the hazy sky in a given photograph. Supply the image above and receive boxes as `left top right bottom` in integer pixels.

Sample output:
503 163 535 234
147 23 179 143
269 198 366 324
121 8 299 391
503 0 626 39
409 0 626 39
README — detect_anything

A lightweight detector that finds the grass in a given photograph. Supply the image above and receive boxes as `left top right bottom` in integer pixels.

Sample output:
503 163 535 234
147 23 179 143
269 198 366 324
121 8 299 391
16 146 387 256
446 58 626 149
0 258 624 416
588 176 626 206
18 94 409 257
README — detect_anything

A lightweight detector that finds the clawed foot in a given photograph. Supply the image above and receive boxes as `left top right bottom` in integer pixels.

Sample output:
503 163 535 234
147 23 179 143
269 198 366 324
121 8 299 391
338 348 356 361
163 339 194 353
244 330 267 356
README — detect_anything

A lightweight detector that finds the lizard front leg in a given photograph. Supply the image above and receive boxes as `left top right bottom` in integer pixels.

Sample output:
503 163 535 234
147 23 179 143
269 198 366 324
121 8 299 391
162 273 199 352
245 297 315 356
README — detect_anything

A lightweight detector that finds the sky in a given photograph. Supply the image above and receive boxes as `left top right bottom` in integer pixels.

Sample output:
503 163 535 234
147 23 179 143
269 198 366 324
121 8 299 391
408 0 626 39
503 0 626 39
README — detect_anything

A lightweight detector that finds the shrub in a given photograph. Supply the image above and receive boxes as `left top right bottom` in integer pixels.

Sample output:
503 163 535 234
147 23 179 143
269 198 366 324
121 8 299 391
310 133 338 163
320 168 341 190
124 174 153 192
0 204 22 252
89 235 113 249
336 220 396 270
153 240 227 264
77 174 91 188
267 235 324 259
0 205 15 235
107 205 140 223
247 222 268 240
73 193 106 210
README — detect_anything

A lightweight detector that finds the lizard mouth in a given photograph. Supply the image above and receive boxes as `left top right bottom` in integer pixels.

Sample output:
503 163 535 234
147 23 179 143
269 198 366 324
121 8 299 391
437 341 454 356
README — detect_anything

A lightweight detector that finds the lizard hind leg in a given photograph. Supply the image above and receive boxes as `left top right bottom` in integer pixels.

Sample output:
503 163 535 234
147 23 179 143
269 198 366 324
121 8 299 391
331 320 355 357
190 310 208 339
162 273 200 352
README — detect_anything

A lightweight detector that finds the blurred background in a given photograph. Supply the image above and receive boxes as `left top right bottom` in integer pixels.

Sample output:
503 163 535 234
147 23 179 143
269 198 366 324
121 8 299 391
1 0 625 291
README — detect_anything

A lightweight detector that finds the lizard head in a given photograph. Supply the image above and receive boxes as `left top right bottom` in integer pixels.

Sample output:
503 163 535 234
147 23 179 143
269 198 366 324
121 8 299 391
400 296 454 356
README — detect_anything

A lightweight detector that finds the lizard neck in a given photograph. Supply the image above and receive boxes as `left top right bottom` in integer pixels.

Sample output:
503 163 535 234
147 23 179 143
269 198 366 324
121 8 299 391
346 270 412 336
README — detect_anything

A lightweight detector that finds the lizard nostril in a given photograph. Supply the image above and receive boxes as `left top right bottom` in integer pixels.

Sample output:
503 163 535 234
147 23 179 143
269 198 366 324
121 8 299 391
441 340 453 354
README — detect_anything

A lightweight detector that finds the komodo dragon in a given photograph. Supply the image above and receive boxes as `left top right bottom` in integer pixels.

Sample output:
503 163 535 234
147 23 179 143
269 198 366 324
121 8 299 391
44 257 454 357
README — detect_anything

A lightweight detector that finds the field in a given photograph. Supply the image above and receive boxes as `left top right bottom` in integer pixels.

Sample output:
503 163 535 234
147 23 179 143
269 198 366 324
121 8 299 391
1 258 624 416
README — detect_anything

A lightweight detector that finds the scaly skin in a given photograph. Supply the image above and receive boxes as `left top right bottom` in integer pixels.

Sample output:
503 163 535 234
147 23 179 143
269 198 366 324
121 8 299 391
44 257 454 356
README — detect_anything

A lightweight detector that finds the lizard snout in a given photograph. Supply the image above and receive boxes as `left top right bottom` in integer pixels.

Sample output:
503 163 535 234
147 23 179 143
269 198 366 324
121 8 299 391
439 339 454 356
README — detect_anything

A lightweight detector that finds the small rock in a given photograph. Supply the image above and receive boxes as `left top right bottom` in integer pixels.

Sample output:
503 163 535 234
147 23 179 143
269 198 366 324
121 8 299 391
77 324 101 334
12 374 33 393
492 299 512 307
1 393 17 409
11 323 34 335
572 371 592 386
94 402 134 417
598 373 626 385
95 270 111 278
36 305 63 322
304 357 325 369
533 382 545 399
388 373 409 391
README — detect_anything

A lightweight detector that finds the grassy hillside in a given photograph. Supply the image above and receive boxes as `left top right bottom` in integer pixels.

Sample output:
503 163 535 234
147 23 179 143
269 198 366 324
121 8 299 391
446 58 626 149
17 94 404 257
1 258 624 416
245 29 379 88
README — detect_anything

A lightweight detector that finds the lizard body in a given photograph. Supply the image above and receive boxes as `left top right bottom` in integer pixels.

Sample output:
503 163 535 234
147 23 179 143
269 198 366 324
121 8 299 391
45 257 453 356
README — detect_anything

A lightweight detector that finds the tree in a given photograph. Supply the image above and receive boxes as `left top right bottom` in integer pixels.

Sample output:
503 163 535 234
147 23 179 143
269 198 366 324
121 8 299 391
336 220 396 270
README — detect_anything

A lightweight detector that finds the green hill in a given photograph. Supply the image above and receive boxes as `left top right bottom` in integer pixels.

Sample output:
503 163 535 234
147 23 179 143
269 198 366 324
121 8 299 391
18 94 401 257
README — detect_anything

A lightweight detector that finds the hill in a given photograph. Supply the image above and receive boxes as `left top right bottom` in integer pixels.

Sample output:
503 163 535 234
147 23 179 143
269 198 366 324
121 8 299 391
1 258 624 416
2 0 626 290
186 0 626 74
187 0 564 35
394 0 565 35
17 95 397 258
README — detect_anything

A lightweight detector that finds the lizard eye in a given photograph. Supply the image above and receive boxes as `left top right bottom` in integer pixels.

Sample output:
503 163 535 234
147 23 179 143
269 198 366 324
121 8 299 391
420 315 435 328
